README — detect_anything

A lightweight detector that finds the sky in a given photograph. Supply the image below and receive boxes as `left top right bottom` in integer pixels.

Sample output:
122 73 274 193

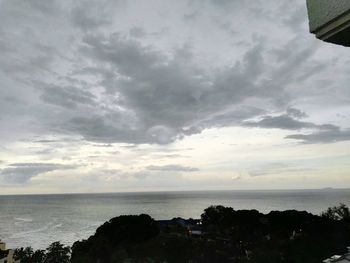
0 0 349 194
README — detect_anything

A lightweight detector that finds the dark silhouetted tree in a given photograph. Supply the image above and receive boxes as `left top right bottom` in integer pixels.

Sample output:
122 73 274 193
71 214 159 263
45 241 71 263
14 247 34 262
321 203 350 221
14 247 45 263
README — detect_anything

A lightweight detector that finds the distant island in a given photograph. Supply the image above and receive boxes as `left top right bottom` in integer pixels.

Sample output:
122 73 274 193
3 204 350 263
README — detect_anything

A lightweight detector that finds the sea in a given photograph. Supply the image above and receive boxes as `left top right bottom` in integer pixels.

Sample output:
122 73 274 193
0 189 350 249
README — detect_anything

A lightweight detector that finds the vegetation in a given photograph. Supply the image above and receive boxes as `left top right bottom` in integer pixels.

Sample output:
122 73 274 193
321 203 350 221
13 204 350 263
14 241 70 263
71 214 159 263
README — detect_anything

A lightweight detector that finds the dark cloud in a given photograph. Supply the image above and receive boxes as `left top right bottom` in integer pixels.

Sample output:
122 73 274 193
67 33 277 143
286 107 308 119
70 7 110 31
244 115 317 130
243 109 350 144
69 0 125 31
32 138 82 144
40 85 96 109
286 128 350 144
34 140 59 143
129 27 147 38
146 164 199 172
242 106 343 132
0 0 348 148
65 115 163 144
0 163 76 184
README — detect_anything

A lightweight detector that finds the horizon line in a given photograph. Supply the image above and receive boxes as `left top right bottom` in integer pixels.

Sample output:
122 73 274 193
0 187 349 197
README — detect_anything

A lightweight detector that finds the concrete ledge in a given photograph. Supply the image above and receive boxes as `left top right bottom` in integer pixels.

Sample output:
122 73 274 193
306 0 350 47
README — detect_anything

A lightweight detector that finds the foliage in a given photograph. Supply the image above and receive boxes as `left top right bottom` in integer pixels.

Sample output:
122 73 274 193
14 204 350 263
14 247 35 263
14 242 69 263
200 205 350 263
321 203 350 221
71 214 159 263
45 241 71 263
32 249 46 263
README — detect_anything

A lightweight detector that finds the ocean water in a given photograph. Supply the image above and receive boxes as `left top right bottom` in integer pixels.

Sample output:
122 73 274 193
0 189 350 249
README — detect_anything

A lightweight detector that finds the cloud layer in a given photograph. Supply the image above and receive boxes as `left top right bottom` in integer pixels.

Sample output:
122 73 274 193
0 163 76 184
0 0 349 146
0 0 349 193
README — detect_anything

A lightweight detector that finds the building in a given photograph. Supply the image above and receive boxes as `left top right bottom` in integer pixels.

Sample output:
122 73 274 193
323 247 350 263
306 0 350 47
157 218 203 237
0 240 20 263
157 218 201 229
0 241 5 251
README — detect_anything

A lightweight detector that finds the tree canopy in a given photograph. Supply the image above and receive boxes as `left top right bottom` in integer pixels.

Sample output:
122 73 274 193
321 203 350 221
13 204 350 263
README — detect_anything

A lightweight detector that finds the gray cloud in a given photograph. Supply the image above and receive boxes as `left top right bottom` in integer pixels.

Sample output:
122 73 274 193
92 168 186 182
243 107 342 132
65 33 278 143
146 164 199 172
129 27 147 38
0 0 349 148
286 107 308 119
0 0 349 193
40 85 96 109
70 4 111 31
0 163 76 184
286 128 350 144
243 109 350 144
244 115 317 130
64 115 165 144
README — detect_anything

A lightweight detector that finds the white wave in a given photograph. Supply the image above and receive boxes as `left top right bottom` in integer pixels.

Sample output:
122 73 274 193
14 217 33 222
10 222 55 238
51 223 63 229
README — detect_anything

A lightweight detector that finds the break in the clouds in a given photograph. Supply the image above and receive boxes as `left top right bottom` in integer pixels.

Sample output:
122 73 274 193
0 0 349 193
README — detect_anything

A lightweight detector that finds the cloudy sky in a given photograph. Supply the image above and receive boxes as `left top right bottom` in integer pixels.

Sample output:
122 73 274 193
0 0 349 194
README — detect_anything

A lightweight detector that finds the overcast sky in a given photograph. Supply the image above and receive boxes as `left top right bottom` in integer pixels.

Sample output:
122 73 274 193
0 0 349 194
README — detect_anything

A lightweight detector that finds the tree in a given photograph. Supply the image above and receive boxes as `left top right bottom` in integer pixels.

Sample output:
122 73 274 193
14 247 34 262
45 241 71 263
14 247 45 263
321 203 350 221
71 214 159 263
201 205 234 226
32 249 46 263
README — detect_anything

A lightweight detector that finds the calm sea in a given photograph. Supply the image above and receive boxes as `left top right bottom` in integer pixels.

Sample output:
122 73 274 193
0 189 350 249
